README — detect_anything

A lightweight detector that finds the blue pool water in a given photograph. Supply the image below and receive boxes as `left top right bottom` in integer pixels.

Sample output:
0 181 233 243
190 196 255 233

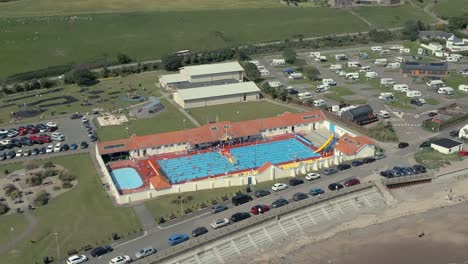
111 167 144 190
157 138 319 183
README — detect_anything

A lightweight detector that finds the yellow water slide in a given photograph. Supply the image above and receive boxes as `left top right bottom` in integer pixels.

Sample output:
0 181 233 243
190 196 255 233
314 133 334 153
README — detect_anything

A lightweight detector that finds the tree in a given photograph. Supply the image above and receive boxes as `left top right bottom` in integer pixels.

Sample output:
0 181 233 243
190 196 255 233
117 53 132 64
448 15 468 31
162 54 183 71
33 190 50 207
283 48 297 64
243 63 261 81
277 88 288 101
303 66 321 81
368 29 394 43
0 202 9 215
401 20 420 41
64 68 97 86
234 49 250 61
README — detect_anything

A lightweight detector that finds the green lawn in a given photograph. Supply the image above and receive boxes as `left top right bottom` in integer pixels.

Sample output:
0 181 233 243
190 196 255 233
0 154 141 264
0 162 25 176
0 8 370 78
354 4 435 28
415 148 463 169
431 0 468 19
424 97 440 105
0 214 29 247
189 101 301 125
0 71 162 125
95 98 194 141
324 86 360 103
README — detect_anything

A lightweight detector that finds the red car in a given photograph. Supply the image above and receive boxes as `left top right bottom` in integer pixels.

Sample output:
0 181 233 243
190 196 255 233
18 129 28 136
459 151 468 157
29 135 39 141
38 135 51 143
344 178 360 187
250 205 270 215
29 128 39 134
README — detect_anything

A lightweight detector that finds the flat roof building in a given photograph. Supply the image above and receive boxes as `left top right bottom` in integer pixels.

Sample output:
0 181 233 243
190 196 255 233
430 138 463 154
401 62 448 77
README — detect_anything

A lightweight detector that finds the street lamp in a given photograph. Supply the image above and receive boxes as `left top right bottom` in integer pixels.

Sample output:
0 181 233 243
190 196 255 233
54 233 60 260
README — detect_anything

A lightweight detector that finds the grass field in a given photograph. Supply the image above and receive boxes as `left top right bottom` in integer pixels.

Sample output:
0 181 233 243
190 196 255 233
95 98 194 140
189 101 301 125
0 8 370 78
431 0 468 19
354 4 435 28
0 155 141 264
415 148 463 169
0 71 161 124
0 214 29 247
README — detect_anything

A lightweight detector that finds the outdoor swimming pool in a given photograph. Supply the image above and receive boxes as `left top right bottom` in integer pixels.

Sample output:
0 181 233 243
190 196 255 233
157 138 319 183
111 167 144 190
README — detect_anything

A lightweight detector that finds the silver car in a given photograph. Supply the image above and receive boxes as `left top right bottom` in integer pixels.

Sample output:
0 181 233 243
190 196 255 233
135 247 156 259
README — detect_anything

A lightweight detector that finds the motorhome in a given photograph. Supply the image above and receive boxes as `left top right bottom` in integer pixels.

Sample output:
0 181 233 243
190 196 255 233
289 72 303 79
385 62 400 69
459 85 468 92
378 110 390 119
406 90 422 98
450 54 462 60
271 59 286 65
389 45 404 50
418 48 424 55
399 48 411 54
347 62 361 68
371 46 383 52
315 85 329 93
310 52 320 58
359 66 371 73
345 72 359 80
395 57 404 63
335 54 348 61
374 58 387 65
298 92 312 100
426 80 445 88
379 92 394 101
380 78 396 86
365 71 378 79
260 69 271 76
268 81 282 88
313 99 326 107
322 79 337 86
329 64 342 70
315 56 327 62
393 84 409 91
444 56 460 62
437 87 455 95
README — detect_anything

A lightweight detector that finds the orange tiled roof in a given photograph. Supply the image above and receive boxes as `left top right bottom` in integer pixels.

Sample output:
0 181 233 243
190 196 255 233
335 133 374 155
98 111 325 154
149 175 172 190
257 162 273 174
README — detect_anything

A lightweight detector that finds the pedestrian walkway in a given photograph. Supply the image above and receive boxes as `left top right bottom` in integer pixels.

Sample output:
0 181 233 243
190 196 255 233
133 204 157 230
165 97 201 127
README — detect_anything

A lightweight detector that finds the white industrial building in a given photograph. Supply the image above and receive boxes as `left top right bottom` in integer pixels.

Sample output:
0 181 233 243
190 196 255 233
173 82 260 109
430 138 463 155
159 62 244 90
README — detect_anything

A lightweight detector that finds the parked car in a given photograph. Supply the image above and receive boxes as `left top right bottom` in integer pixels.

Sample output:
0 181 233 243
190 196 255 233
428 112 438 117
211 204 228 214
458 151 468 157
230 212 251 222
39 147 47 154
53 143 62 152
23 149 31 157
323 168 338 175
46 122 58 128
16 150 23 157
328 183 344 191
413 164 427 173
337 164 351 171
70 114 83 120
398 142 409 148
0 153 6 161
250 205 270 215
6 151 16 159
46 145 53 153
344 178 360 187
135 247 156 259
66 255 88 264
374 153 386 160
210 218 230 229
305 173 320 181
254 189 271 198
272 183 288 191
80 141 89 149
90 246 112 257
271 198 289 208
70 144 78 150
289 178 304 186
309 188 325 196
168 234 189 246
450 130 460 137
191 227 208 237
419 141 431 149
231 193 252 206
109 255 131 264
351 160 363 167
292 192 308 201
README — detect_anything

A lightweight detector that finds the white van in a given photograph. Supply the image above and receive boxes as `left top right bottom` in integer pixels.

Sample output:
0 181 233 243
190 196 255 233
378 110 390 119
459 85 468 92
51 132 65 141
371 46 383 52
426 80 445 88
395 57 404 63
347 61 361 68
379 92 394 101
298 92 312 100
438 87 455 95
315 85 329 93
313 99 326 107
374 58 387 65
406 90 422 97
359 66 371 73
322 79 337 86
329 64 342 70
386 62 400 69
381 78 396 86
393 84 408 91
268 81 282 88
345 72 359 80
271 59 286 65
365 71 378 79
289 73 303 79
335 54 348 61
399 48 411 54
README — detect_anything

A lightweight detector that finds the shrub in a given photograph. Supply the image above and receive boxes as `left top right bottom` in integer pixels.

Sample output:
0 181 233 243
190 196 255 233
33 191 50 207
0 202 9 215
58 171 76 182
45 169 59 178
42 161 55 168
9 190 22 200
26 175 43 186
25 162 39 170
53 186 61 191
4 184 18 197
62 181 73 189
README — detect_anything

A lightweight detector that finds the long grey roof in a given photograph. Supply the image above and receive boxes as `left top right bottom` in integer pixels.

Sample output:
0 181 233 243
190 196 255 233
419 31 452 39
401 62 448 71
176 82 260 101
346 105 374 117
431 138 463 148
182 62 244 76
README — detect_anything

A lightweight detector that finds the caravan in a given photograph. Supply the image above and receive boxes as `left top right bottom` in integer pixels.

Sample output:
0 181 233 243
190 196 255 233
379 92 394 101
393 84 409 91
310 52 320 58
315 85 330 93
298 92 312 100
386 62 400 69
389 45 404 50
329 64 342 70
316 56 327 62
399 48 411 54
379 50 391 56
381 78 396 86
406 90 422 98
374 58 387 65
426 80 445 88
268 81 282 88
371 46 383 52
437 87 455 95
395 57 405 63
335 54 348 61
313 99 326 107
271 59 286 66
345 72 359 80
260 69 271 76
365 71 378 79
444 56 460 62
289 72 303 79
322 79 337 86
347 62 361 68
459 85 468 92
359 66 371 73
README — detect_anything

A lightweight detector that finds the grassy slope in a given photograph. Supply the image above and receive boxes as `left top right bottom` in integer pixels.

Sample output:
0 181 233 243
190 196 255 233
0 8 369 78
354 4 435 28
431 0 468 19
0 155 141 264
189 101 301 125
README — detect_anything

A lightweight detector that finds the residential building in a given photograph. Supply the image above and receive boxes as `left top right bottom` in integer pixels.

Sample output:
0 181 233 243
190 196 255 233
335 133 375 160
341 104 378 125
418 31 452 40
430 138 464 154
446 35 468 52
459 124 468 140
401 62 448 77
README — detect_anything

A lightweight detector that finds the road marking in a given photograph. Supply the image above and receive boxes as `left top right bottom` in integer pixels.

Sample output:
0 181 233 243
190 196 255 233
113 230 148 248
157 212 211 230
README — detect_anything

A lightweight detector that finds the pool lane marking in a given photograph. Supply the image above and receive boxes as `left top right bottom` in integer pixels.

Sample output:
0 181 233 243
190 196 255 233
157 212 211 230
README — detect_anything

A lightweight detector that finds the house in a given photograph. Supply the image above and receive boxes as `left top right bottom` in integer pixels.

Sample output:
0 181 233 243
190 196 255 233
401 62 448 77
459 124 468 140
335 133 375 160
159 61 244 90
418 31 452 40
341 104 378 125
446 35 468 52
172 82 260 109
420 42 443 55
430 138 464 154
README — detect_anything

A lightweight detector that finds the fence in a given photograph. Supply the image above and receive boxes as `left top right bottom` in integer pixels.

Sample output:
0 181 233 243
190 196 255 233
135 183 375 264
381 172 435 186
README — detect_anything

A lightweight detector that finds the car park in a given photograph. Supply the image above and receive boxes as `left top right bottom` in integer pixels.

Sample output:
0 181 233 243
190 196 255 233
231 193 253 206
135 247 156 259
254 189 270 198
328 183 344 191
323 168 338 175
211 204 228 214
168 234 189 245
66 255 88 264
191 227 208 237
250 205 270 215
351 160 363 167
109 255 131 264
230 212 251 222
210 218 230 229
271 198 289 208
90 246 112 257
398 142 409 148
309 188 325 196
272 183 288 191
292 192 308 201
344 178 360 187
337 164 351 171
289 178 304 186
305 173 320 181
